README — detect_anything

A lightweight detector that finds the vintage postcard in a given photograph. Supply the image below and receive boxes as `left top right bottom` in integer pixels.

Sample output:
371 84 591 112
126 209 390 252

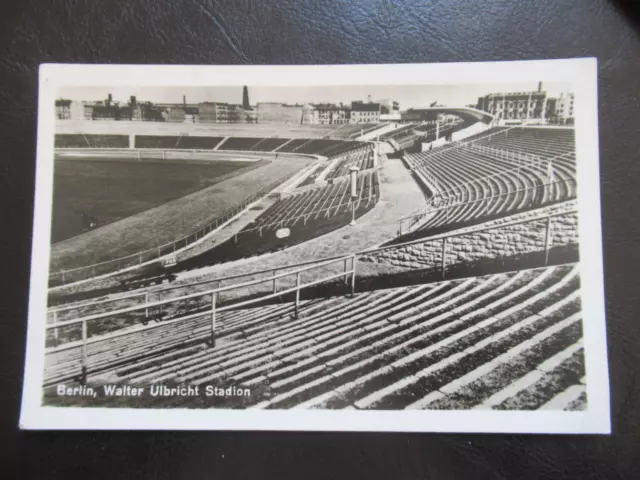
20 60 610 433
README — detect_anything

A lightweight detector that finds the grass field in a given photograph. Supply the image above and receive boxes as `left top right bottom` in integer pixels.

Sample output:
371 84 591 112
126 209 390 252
50 154 315 272
52 157 259 243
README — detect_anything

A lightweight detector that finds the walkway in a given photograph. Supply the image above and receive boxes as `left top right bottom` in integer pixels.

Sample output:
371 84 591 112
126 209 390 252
174 154 427 284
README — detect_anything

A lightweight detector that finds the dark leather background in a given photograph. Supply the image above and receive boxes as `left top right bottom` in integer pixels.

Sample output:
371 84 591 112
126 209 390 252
1 0 639 478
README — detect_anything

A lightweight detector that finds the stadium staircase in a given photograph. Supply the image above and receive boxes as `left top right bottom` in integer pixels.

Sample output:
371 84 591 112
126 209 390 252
214 137 229 150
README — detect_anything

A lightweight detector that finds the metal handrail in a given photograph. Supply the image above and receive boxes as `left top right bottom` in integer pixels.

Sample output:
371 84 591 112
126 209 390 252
46 185 380 317
421 149 575 204
405 146 575 212
380 123 417 141
425 125 520 155
368 208 577 255
49 144 332 284
48 290 146 315
49 255 352 330
237 173 379 236
50 207 576 331
46 253 357 383
397 178 576 233
48 176 288 284
46 208 577 384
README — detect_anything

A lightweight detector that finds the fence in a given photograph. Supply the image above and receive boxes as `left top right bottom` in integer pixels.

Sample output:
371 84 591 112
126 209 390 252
422 149 575 207
349 123 384 139
48 176 288 286
440 125 519 153
365 209 578 277
236 177 380 237
46 254 357 384
401 144 575 224
46 208 577 385
397 177 576 235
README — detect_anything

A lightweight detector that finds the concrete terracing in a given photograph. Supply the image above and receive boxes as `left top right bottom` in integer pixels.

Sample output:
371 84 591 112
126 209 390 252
174 154 427 284
356 123 402 141
55 120 339 139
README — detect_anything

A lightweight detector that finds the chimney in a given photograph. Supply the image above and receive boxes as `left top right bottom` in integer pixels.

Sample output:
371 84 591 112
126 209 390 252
183 95 186 107
242 86 250 110
367 95 372 103
538 81 542 92
108 93 113 104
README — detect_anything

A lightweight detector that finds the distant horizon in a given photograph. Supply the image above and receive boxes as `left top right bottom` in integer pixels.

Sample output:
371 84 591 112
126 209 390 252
58 82 573 110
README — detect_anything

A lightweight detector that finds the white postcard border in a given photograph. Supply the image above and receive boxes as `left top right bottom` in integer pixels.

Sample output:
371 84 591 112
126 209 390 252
20 59 610 433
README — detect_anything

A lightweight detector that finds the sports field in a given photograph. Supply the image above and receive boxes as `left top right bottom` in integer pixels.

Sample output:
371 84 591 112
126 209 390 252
52 156 262 243
50 153 315 272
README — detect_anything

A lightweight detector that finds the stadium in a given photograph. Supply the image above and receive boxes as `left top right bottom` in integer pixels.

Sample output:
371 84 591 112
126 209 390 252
42 84 585 412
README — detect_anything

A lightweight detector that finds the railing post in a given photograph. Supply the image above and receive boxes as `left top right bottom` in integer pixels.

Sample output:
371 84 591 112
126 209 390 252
81 320 88 385
210 292 217 347
441 237 448 279
351 254 357 297
272 270 277 294
343 257 349 284
544 216 552 265
294 271 301 319
52 310 59 347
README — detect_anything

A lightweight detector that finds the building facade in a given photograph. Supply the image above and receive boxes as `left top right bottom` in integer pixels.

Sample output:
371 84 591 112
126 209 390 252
350 101 380 124
55 99 72 119
555 92 575 123
476 84 561 124
476 91 551 122
302 103 350 125
165 107 186 123
379 98 400 115
256 103 304 124
197 102 246 123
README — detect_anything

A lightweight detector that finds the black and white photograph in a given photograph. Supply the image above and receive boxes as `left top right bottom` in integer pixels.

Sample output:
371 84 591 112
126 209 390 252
20 60 610 433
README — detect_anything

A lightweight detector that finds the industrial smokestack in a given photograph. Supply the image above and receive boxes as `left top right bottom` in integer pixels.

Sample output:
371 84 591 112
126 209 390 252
183 95 186 107
242 86 250 110
538 81 542 92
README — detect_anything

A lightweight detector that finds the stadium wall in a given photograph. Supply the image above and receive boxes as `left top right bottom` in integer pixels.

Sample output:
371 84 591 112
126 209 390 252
360 211 578 269
421 137 447 151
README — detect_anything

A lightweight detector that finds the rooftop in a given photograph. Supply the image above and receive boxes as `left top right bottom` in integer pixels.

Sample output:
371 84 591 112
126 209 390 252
351 102 381 112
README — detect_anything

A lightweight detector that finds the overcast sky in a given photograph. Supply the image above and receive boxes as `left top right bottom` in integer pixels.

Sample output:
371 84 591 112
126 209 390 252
58 82 573 109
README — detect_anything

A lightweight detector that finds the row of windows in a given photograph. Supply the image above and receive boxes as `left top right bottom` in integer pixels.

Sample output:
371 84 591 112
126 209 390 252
55 106 71 119
492 101 542 109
